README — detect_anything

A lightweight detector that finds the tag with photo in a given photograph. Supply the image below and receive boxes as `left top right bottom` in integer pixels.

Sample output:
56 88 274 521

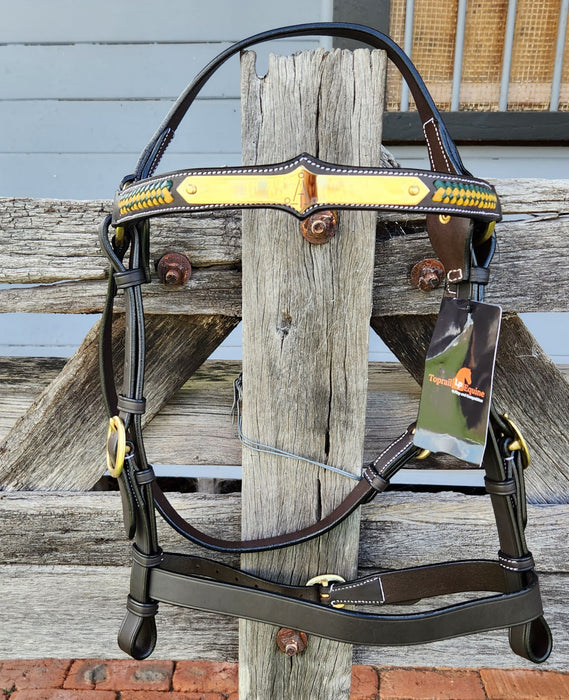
413 296 502 465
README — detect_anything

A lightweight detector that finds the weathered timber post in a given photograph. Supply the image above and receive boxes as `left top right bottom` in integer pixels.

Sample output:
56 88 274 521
239 48 386 699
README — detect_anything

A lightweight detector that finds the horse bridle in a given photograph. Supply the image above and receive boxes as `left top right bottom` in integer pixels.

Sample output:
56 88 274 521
98 23 552 663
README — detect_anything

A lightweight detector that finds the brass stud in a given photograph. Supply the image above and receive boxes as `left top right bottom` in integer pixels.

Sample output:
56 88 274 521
408 185 420 196
185 183 197 195
439 214 451 224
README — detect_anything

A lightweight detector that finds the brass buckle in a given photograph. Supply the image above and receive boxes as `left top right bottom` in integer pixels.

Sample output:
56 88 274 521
306 573 346 609
500 413 531 469
107 416 127 478
410 425 431 460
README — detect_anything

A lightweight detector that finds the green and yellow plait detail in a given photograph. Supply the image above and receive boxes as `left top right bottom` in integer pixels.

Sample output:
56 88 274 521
119 179 174 215
432 179 497 210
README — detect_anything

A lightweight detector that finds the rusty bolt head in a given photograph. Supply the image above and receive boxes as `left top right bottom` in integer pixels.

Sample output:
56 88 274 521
300 210 338 245
156 252 192 286
410 258 445 292
276 628 308 656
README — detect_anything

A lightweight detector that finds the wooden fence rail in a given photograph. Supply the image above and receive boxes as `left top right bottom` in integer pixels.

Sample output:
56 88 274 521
0 53 568 682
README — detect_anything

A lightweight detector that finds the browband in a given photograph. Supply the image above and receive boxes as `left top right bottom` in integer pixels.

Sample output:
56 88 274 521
98 22 552 665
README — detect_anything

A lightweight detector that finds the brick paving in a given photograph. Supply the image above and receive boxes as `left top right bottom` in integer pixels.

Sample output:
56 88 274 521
1 660 569 699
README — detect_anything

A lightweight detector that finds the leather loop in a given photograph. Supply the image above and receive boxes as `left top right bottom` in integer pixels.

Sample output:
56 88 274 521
485 477 517 496
469 266 491 285
135 467 156 485
117 595 158 661
114 268 147 290
132 545 163 568
117 395 147 415
498 551 535 572
509 616 553 664
362 465 389 493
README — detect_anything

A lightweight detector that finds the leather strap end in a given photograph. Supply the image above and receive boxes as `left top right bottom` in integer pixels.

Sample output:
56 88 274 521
118 595 159 660
509 616 553 664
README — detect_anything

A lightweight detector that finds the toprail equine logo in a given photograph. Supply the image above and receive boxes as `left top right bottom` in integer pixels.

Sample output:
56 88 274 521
428 367 486 403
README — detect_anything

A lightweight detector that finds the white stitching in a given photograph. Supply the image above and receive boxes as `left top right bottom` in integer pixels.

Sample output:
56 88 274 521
117 201 497 226
372 431 410 469
423 117 452 173
119 155 493 193
331 575 386 605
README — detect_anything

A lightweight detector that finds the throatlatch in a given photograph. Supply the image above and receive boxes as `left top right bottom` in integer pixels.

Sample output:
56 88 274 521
98 23 552 663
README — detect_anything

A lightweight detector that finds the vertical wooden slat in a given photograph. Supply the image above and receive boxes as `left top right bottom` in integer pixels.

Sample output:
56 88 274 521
239 48 385 699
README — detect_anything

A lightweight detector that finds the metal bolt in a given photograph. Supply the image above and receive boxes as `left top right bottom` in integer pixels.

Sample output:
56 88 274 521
156 252 192 286
276 628 308 656
300 210 338 245
410 258 445 292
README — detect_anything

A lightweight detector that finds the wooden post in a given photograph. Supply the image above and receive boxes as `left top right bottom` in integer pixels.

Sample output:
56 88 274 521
239 48 385 699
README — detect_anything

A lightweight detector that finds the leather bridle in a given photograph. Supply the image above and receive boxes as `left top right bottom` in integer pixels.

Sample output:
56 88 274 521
98 23 552 663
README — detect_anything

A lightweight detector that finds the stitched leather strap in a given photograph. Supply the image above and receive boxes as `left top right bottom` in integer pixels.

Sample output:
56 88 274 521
132 23 468 181
147 557 544 648
112 155 500 227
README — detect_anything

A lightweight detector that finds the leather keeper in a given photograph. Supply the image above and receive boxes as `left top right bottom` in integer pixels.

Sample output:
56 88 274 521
485 477 517 496
118 394 147 415
114 268 147 289
468 266 491 285
362 465 389 493
126 594 159 618
132 545 163 568
499 551 535 572
135 467 156 485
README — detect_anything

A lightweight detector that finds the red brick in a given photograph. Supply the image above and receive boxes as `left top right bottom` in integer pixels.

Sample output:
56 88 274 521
121 693 224 700
11 691 116 700
351 665 380 699
63 659 173 691
480 668 569 699
0 660 70 691
380 667 486 700
172 661 238 694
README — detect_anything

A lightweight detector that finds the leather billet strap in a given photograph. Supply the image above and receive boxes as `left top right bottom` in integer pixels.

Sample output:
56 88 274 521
112 155 501 227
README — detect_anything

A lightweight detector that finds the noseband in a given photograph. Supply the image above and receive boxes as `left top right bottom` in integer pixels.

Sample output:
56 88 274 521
98 23 552 663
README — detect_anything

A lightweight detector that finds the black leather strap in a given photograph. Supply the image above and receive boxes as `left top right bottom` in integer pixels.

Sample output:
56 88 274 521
147 558 544 648
133 23 468 181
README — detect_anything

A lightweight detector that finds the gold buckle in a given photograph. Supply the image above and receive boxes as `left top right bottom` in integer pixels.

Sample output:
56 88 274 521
107 416 127 478
410 425 431 460
500 413 531 469
306 573 346 609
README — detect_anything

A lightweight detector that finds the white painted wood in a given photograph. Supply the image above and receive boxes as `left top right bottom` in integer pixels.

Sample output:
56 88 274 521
0 100 241 154
0 0 327 43
0 41 319 100
0 154 241 199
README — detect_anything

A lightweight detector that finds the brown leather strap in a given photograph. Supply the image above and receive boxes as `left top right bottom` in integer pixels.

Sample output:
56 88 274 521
145 558 544 648
150 424 420 552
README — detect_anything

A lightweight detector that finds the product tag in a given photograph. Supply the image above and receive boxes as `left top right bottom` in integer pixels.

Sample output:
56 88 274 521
414 296 502 465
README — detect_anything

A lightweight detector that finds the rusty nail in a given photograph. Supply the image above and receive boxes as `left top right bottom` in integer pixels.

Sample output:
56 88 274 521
410 258 445 292
276 628 308 656
300 210 338 245
156 252 192 286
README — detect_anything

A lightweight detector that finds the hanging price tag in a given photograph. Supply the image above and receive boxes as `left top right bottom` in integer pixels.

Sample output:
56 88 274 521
413 296 502 465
